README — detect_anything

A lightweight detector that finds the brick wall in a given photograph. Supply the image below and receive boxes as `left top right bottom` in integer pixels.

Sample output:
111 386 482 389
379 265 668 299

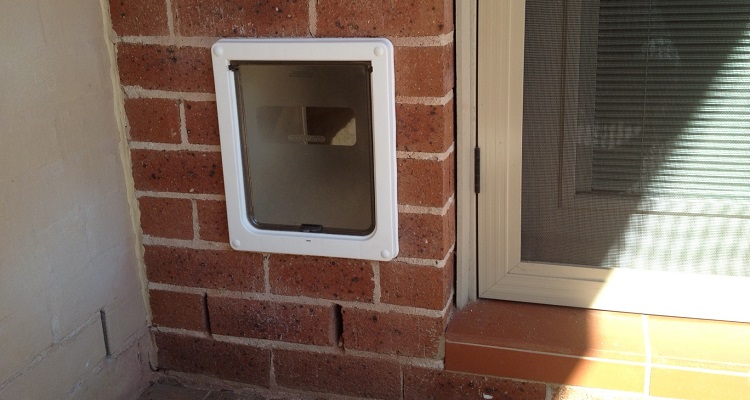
110 0 459 397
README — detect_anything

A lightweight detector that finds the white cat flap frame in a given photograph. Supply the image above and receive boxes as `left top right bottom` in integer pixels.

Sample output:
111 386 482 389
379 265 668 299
211 38 398 261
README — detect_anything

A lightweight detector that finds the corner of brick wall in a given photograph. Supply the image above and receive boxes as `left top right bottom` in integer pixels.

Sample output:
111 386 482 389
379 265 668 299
109 0 471 398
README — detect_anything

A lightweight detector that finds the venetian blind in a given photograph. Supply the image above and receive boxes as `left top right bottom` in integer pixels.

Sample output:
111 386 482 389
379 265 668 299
588 0 750 200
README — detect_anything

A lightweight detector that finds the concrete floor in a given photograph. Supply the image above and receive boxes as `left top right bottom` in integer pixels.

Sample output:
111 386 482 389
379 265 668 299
136 383 266 400
135 381 332 400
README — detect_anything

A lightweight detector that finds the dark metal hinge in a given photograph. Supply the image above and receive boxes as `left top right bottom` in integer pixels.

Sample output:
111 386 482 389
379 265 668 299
474 147 481 193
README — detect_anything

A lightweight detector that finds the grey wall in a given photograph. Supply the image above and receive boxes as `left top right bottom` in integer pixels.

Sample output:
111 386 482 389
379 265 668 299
0 0 151 398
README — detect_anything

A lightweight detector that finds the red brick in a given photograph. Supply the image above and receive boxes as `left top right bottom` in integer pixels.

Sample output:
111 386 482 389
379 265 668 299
269 255 374 302
274 350 401 399
380 258 453 310
398 203 455 259
174 0 309 37
109 0 169 36
342 308 446 358
149 290 207 331
403 366 547 400
155 332 270 387
185 101 220 145
131 149 223 194
396 44 454 98
208 297 334 346
117 44 213 93
144 245 264 292
197 200 228 242
138 197 193 239
316 0 453 37
398 156 454 207
125 98 181 144
396 99 454 153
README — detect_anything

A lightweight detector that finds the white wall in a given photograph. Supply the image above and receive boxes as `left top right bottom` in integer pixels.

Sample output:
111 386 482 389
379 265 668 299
0 0 150 398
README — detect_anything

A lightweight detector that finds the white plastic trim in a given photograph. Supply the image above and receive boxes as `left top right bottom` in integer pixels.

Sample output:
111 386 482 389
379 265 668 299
211 38 398 261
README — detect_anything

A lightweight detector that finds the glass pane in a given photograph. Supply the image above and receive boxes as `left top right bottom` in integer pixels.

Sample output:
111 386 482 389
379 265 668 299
234 62 375 235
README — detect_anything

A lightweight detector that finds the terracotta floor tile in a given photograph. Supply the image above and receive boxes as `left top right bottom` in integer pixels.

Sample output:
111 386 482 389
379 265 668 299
446 300 646 362
648 315 750 371
445 342 645 393
650 367 750 400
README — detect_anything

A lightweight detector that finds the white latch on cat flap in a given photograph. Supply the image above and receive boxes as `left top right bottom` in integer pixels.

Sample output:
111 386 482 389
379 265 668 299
211 38 398 261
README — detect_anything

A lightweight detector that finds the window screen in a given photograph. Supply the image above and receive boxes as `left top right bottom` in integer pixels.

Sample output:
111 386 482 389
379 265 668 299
521 0 750 276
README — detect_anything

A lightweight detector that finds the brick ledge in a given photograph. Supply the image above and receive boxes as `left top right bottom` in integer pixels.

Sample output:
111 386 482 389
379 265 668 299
445 300 750 399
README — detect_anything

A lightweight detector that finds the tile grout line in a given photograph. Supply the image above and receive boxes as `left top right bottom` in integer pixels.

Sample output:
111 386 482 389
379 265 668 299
389 32 454 47
397 143 454 161
392 246 454 268
128 141 221 152
269 350 278 390
178 100 188 144
641 314 652 396
398 196 454 216
191 200 199 241
308 0 317 37
123 85 451 107
142 235 231 250
263 254 271 294
396 91 453 106
144 230 455 267
646 363 750 377
372 261 382 304
123 86 217 101
116 33 453 48
164 0 175 36
135 190 225 201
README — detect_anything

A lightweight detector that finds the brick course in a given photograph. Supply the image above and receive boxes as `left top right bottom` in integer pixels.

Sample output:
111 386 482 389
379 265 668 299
145 246 264 292
380 258 454 310
269 255 374 302
316 0 453 37
196 200 228 242
208 296 335 346
125 98 181 143
274 350 401 399
396 99 454 153
149 290 207 331
395 44 454 97
110 0 457 396
342 308 446 358
138 197 194 239
398 156 455 208
398 203 456 259
117 44 214 93
131 150 223 194
109 0 170 36
173 0 309 37
184 101 220 145
155 332 270 387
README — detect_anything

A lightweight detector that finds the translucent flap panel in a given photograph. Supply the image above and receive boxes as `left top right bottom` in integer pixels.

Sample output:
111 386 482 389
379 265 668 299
233 62 375 235
256 106 357 146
